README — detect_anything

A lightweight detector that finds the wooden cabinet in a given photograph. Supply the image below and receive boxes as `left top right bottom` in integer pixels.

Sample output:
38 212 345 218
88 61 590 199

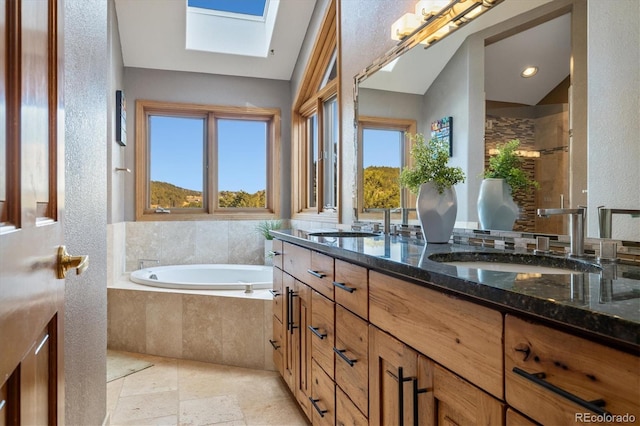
310 290 335 378
311 359 336 426
334 260 368 320
272 238 284 269
369 326 429 426
505 315 640 425
272 238 639 426
334 306 368 417
369 270 504 399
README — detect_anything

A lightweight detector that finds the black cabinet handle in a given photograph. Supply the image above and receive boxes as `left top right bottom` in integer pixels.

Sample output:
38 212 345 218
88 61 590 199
308 326 327 340
269 250 281 256
334 347 357 367
412 377 428 426
287 288 298 334
512 367 610 415
307 269 326 278
268 289 280 297
333 281 355 293
309 397 328 417
386 367 413 426
268 339 280 350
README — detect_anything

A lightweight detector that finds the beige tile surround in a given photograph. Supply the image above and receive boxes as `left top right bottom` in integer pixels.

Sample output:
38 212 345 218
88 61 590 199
108 288 275 371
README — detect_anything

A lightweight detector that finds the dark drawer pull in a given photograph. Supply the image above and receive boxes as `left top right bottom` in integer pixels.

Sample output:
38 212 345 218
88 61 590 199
307 269 326 278
308 325 327 340
268 339 280 350
512 367 610 415
269 250 281 256
309 397 327 417
333 281 355 293
334 347 357 367
268 289 280 297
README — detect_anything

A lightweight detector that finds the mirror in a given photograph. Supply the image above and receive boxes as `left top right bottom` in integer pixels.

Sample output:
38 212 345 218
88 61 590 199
354 0 639 242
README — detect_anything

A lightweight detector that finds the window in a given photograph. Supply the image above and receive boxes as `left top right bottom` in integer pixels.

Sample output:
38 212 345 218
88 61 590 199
135 100 280 220
357 117 416 220
292 0 339 218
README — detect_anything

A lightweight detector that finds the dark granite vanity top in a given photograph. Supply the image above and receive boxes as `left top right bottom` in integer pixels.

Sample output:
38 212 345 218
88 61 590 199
272 229 640 352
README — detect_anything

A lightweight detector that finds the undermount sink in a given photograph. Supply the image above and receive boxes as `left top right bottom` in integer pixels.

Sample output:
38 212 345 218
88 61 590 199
307 231 380 238
428 252 601 275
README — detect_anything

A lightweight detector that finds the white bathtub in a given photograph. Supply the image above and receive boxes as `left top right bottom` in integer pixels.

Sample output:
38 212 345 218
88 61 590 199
130 264 273 290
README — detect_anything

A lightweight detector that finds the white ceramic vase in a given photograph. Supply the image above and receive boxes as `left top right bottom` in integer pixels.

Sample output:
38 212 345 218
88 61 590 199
416 182 457 243
477 178 519 231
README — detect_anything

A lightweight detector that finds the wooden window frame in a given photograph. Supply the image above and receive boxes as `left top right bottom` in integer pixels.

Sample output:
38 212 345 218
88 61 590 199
291 0 339 221
135 99 281 221
357 116 416 220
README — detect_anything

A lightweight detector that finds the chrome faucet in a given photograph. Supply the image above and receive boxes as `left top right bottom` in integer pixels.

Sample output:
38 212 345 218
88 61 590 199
597 207 640 238
537 207 586 258
363 208 401 234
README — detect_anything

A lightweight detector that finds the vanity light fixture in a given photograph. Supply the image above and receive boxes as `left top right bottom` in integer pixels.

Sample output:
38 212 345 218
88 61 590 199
521 66 539 78
391 0 501 46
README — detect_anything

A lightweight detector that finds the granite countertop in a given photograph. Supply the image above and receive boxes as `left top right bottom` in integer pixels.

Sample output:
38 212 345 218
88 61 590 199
272 229 640 351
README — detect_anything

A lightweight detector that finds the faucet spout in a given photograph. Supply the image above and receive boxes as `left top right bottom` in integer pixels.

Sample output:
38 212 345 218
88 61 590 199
536 207 587 258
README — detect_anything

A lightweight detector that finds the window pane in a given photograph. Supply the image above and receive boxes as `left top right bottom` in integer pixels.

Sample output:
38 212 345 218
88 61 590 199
307 114 317 208
323 97 337 209
149 116 205 209
217 118 267 208
362 129 402 209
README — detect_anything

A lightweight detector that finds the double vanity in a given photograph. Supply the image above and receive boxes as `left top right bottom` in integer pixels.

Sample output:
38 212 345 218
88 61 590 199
269 229 639 425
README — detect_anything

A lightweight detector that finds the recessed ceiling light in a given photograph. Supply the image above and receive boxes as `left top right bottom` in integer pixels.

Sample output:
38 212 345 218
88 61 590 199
521 66 539 78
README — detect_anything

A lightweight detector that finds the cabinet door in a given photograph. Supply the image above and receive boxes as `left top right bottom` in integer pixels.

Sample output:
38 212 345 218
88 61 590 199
272 239 284 269
369 326 426 426
283 272 296 391
433 363 504 426
310 290 335 378
271 315 284 376
294 279 312 417
335 306 369 416
506 409 538 426
505 315 640 425
336 387 368 426
308 251 335 299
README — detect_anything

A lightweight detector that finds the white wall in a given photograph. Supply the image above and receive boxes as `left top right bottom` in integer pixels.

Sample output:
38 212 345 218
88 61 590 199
587 0 640 240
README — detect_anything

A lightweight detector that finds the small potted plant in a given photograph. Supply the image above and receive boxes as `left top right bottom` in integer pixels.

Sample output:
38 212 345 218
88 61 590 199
399 133 465 243
256 220 282 265
478 139 539 230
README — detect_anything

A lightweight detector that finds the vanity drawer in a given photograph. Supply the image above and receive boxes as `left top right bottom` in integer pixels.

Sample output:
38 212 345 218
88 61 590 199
311 290 335 378
271 238 283 269
308 251 335 299
505 315 640 425
336 387 367 426
311 359 335 426
282 243 334 299
282 242 310 281
334 305 368 416
369 270 504 399
334 259 368 320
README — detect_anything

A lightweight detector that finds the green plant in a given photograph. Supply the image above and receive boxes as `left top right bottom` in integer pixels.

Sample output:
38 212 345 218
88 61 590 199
399 133 465 194
483 139 539 193
255 220 282 240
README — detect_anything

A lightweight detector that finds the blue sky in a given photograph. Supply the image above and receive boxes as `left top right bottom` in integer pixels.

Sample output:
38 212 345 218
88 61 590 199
187 0 267 16
363 128 402 168
150 117 266 193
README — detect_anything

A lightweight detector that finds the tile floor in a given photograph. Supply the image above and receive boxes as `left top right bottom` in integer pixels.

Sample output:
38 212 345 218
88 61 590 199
107 351 309 426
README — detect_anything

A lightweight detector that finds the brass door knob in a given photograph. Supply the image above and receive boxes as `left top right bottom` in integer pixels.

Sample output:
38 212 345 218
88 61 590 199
56 245 89 279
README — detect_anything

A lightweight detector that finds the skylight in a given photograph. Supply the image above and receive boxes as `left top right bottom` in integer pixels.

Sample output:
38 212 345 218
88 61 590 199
186 0 278 58
188 0 267 19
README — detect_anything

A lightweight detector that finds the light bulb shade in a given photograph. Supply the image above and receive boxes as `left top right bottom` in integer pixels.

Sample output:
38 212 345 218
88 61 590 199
391 12 422 41
414 0 450 21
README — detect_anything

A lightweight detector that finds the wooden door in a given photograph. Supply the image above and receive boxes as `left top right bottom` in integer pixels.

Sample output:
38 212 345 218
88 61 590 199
369 326 430 426
1 0 69 424
294 278 312 417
